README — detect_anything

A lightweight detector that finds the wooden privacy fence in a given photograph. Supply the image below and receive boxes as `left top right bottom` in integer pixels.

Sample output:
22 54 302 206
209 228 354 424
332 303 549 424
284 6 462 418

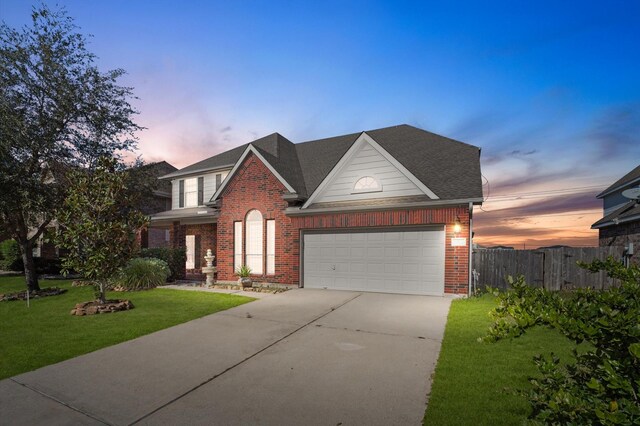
472 247 625 291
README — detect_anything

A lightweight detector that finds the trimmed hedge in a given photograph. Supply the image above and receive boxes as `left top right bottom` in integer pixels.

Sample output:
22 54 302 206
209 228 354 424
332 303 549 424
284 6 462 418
0 240 22 271
140 247 186 281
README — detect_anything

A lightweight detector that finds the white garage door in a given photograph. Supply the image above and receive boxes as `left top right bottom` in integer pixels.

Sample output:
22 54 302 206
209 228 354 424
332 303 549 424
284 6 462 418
303 228 445 295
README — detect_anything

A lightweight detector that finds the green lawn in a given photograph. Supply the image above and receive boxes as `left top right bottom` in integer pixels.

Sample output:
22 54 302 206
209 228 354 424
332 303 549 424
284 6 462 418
424 295 576 425
0 276 253 379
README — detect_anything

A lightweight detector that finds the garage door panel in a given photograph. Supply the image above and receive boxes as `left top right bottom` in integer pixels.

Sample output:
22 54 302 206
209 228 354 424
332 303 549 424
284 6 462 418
335 247 349 257
304 228 445 295
384 247 402 258
350 262 366 273
350 247 366 258
367 247 384 258
367 263 385 274
384 263 402 274
351 233 366 241
403 232 419 240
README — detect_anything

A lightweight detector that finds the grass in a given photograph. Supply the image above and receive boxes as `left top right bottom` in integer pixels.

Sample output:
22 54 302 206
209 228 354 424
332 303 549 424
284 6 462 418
423 294 576 425
0 276 253 380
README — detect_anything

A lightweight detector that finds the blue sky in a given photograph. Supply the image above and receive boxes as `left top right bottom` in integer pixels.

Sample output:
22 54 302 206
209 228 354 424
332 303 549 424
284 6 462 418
2 0 639 247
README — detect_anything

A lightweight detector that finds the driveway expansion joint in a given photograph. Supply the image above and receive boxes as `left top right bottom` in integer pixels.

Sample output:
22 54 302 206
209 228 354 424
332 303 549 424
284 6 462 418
10 378 112 425
129 292 362 425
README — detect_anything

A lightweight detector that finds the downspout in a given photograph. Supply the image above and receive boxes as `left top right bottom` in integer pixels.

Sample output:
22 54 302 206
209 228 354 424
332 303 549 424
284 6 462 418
468 202 473 296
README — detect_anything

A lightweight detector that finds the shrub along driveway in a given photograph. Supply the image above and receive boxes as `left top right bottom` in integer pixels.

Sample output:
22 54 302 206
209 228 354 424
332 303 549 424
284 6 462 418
1 289 451 425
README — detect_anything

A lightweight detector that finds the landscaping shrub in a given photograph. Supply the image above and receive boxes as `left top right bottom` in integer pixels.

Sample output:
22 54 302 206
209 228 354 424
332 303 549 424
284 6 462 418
140 247 186 281
114 258 170 291
483 258 640 425
0 239 23 271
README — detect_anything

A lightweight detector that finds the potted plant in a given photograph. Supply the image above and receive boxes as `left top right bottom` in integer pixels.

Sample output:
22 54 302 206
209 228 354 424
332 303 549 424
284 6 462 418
236 265 252 288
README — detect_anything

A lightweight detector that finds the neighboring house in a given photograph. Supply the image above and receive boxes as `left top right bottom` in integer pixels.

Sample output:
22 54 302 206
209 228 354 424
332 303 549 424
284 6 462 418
135 161 178 249
30 161 178 260
150 124 483 295
592 164 640 251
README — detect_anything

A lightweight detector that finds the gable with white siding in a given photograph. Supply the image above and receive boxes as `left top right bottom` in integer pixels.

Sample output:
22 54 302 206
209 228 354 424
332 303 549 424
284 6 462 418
312 138 425 204
171 170 230 209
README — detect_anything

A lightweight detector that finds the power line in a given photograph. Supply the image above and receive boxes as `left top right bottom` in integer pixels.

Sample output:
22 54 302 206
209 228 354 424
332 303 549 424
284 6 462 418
486 185 604 201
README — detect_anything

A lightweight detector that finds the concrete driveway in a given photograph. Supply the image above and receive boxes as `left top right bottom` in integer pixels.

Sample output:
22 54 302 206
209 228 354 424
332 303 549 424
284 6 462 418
1 289 451 425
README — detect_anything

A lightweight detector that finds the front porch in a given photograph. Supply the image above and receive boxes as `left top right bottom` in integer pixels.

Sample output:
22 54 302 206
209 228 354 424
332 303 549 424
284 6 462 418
149 207 218 281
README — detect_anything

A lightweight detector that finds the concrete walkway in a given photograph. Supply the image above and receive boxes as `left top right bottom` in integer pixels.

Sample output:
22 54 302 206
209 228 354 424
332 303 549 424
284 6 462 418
1 289 451 426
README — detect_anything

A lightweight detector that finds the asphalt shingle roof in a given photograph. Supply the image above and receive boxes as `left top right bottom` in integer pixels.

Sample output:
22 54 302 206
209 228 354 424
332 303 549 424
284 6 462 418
592 201 640 228
164 124 484 202
597 164 640 198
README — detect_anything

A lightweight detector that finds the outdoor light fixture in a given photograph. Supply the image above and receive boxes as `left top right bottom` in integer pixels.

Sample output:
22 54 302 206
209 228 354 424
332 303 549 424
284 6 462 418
453 217 462 234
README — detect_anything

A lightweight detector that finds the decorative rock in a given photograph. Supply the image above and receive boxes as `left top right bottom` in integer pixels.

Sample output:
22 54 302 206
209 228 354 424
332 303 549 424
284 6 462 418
70 299 134 316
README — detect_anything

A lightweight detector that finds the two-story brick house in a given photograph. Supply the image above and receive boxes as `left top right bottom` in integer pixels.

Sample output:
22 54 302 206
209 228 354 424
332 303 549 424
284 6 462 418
150 124 483 295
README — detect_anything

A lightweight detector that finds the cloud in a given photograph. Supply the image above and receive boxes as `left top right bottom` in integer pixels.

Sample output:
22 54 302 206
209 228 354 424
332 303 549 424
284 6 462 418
587 104 640 160
474 191 601 248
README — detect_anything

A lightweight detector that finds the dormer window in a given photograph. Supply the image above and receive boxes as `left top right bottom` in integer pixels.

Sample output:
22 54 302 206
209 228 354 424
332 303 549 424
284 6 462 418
353 176 382 193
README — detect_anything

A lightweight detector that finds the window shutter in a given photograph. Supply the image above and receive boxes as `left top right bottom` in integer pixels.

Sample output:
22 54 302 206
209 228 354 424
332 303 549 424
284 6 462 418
179 180 185 208
197 177 204 205
216 174 222 190
194 235 202 269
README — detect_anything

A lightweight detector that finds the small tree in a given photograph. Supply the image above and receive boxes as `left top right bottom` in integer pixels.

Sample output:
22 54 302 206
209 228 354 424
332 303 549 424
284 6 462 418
0 5 141 292
56 157 147 303
483 259 640 425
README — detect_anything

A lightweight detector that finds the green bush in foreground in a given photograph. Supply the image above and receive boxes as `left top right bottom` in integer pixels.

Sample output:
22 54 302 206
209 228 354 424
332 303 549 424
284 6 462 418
140 247 186 281
483 258 640 425
114 258 170 291
0 239 22 271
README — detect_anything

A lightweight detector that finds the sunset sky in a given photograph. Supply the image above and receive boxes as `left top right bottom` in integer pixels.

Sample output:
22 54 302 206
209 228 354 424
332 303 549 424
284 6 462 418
3 1 639 248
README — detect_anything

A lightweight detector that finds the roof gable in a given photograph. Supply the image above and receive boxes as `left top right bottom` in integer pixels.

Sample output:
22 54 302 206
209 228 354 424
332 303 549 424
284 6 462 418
210 144 296 202
302 132 438 208
365 125 483 201
597 164 640 198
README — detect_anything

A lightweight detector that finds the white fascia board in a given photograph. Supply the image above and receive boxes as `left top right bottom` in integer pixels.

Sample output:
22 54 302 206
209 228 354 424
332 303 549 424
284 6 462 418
288 198 482 216
597 176 640 199
159 164 235 180
591 213 640 229
210 145 295 202
301 132 439 209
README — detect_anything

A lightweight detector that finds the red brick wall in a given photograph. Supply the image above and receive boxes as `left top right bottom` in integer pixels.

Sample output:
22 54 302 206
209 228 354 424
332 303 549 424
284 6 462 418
214 151 472 294
147 228 170 248
216 153 294 283
169 222 217 279
290 208 470 294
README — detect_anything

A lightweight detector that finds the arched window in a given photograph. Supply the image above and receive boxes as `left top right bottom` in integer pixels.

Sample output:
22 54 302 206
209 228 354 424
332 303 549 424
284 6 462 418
245 210 263 274
353 176 381 193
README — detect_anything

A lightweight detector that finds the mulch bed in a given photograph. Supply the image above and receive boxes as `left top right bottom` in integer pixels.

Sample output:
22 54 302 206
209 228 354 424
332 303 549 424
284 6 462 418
70 299 134 316
0 287 67 302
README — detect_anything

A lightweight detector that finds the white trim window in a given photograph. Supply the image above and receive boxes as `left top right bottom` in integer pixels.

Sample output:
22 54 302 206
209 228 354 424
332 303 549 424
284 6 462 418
266 219 275 275
234 221 243 271
184 177 198 207
185 235 196 269
245 210 263 274
353 176 381 193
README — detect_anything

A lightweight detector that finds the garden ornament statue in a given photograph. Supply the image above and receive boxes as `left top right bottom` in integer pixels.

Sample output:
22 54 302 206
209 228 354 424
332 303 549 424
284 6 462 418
202 249 216 286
